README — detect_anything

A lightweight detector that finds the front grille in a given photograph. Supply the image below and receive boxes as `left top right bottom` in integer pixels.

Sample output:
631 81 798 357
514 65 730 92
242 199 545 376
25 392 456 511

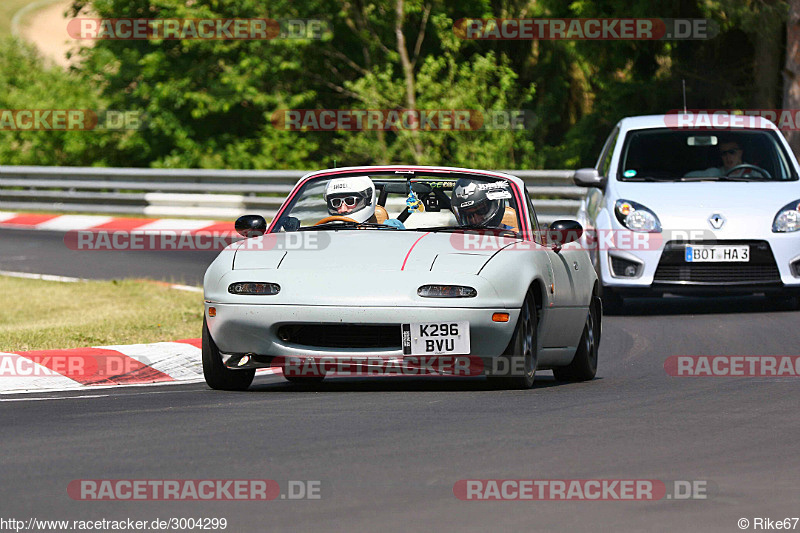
276 324 401 349
653 240 781 285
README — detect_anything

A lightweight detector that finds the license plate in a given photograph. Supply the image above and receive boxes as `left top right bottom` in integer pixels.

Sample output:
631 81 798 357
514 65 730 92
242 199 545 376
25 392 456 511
685 245 750 262
402 321 470 355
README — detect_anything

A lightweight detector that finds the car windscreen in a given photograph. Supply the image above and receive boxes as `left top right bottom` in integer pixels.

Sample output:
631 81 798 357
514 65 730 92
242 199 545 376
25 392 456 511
618 128 797 182
271 173 523 233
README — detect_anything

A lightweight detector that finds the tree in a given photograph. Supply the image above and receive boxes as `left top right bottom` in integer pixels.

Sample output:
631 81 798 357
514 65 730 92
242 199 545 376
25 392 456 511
784 0 800 154
0 37 114 166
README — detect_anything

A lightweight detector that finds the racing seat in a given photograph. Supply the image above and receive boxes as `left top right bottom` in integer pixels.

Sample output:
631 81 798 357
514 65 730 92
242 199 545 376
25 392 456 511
502 207 519 233
374 205 389 223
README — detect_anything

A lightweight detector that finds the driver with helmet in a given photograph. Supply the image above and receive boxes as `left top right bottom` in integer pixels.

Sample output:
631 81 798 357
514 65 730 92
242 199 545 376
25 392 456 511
323 176 377 223
450 177 513 229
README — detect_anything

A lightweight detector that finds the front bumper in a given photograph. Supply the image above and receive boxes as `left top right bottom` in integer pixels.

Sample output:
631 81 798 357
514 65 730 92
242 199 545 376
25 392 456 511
205 303 519 368
599 236 800 295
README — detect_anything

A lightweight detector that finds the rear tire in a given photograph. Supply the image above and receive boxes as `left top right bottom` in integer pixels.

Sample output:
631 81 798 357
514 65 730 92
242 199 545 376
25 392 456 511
490 291 537 390
554 296 599 382
202 318 255 391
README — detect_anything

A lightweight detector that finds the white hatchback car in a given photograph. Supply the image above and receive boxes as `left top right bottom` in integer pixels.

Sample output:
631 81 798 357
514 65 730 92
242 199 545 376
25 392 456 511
574 114 800 309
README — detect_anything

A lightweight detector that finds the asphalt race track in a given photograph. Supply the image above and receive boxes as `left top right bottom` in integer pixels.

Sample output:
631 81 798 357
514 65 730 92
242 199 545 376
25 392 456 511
0 229 217 284
1 227 799 532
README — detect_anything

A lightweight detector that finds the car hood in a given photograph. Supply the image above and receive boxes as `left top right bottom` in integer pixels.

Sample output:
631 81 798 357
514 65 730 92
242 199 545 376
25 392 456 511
611 181 800 235
232 230 514 274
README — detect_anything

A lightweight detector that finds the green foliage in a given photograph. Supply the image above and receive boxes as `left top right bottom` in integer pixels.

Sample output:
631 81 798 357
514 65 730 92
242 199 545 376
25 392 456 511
0 37 114 166
0 0 789 169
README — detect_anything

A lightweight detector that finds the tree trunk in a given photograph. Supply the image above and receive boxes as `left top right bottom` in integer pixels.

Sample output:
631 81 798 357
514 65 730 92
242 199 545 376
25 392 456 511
395 0 423 161
754 3 784 109
783 0 800 155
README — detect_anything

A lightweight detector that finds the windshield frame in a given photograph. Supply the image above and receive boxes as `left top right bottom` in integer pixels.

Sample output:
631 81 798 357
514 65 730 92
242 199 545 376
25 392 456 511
268 168 531 239
616 127 799 183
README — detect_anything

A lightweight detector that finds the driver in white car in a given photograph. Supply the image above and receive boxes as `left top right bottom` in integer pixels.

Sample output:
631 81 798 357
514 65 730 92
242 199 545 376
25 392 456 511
323 176 377 222
686 139 755 178
718 140 749 175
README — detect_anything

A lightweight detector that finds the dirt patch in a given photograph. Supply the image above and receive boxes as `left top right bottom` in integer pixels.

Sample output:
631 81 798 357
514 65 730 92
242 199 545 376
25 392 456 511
20 0 85 68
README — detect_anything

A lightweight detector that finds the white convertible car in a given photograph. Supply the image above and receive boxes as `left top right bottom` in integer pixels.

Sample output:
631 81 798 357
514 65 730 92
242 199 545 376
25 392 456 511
202 166 600 390
574 114 800 309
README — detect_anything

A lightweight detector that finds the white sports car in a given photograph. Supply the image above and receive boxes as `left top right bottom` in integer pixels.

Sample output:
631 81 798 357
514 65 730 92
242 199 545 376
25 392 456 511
202 166 600 390
574 114 800 309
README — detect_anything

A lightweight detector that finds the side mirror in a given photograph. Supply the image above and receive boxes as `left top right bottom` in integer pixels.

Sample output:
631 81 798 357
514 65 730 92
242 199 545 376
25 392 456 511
235 215 267 238
573 168 606 188
548 220 583 253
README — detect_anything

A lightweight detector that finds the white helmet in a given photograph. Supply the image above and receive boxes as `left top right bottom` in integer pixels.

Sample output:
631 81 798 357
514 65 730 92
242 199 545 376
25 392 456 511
323 176 376 223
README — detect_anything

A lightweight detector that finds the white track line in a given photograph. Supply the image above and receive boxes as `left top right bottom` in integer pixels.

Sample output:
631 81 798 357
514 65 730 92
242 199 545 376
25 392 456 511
169 284 204 293
0 270 86 282
0 394 109 402
0 271 203 295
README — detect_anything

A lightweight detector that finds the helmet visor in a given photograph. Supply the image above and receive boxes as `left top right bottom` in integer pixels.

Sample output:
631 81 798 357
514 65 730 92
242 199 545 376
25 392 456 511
327 192 368 215
457 200 492 226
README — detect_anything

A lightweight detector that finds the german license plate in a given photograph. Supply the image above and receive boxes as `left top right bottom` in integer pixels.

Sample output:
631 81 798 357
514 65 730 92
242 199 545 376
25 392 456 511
685 245 750 262
402 321 470 355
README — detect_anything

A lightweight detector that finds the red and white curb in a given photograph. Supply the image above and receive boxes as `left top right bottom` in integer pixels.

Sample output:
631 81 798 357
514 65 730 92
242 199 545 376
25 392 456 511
0 211 232 235
0 340 280 394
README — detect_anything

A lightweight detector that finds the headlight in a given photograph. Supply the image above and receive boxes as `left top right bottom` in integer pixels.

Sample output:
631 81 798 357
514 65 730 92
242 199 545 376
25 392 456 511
228 282 280 295
417 285 477 298
772 200 800 233
614 200 661 232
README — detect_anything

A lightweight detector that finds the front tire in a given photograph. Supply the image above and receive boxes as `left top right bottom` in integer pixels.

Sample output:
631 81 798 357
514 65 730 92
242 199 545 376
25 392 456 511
490 291 537 390
202 318 255 391
554 296 600 382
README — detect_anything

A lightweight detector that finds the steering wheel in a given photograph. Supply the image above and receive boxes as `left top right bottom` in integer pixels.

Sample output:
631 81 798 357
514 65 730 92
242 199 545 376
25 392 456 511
314 216 358 225
724 164 771 179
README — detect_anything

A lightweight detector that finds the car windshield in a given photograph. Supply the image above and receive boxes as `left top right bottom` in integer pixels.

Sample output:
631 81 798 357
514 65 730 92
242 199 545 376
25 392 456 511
271 172 524 233
618 128 797 182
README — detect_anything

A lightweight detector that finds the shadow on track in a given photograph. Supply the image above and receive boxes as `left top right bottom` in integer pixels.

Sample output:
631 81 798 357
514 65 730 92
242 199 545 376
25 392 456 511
607 294 799 317
246 374 599 393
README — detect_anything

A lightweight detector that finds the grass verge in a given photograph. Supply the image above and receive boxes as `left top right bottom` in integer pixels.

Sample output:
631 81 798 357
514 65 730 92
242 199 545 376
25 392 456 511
0 276 203 351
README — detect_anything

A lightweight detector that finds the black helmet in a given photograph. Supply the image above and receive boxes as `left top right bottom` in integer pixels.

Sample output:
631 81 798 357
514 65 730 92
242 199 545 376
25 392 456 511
451 178 507 227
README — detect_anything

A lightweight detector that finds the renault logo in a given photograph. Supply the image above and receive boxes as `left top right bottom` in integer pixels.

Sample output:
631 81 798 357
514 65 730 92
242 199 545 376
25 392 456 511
708 213 726 229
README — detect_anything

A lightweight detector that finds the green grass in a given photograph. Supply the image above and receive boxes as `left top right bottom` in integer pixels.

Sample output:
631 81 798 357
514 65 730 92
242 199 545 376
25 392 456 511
0 276 204 352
